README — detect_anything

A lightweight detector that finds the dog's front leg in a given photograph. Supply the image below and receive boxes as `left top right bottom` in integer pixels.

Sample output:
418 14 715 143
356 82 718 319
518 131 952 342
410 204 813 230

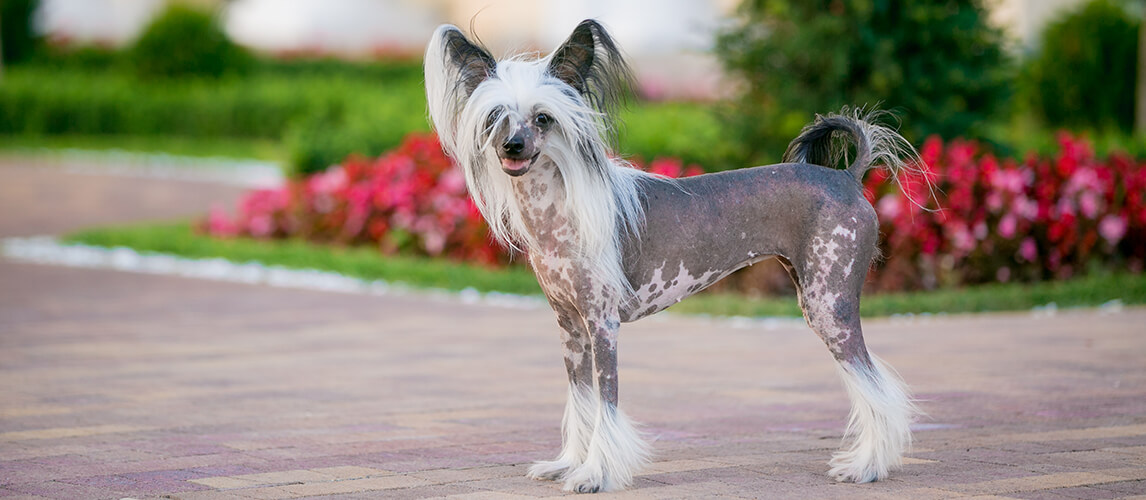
560 311 650 493
527 303 596 482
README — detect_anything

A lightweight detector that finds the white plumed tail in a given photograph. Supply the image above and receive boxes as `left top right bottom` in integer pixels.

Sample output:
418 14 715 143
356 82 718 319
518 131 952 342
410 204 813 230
829 355 917 483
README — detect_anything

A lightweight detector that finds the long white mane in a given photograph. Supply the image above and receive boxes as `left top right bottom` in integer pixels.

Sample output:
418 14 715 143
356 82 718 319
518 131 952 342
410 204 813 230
425 23 661 298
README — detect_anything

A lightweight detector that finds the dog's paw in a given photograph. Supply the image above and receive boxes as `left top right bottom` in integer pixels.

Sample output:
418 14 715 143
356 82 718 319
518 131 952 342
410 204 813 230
561 464 613 493
527 459 574 482
828 455 883 483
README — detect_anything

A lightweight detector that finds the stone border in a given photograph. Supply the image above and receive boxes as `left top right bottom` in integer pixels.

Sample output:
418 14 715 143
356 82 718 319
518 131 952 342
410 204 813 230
1 149 284 188
1 236 543 311
0 236 817 329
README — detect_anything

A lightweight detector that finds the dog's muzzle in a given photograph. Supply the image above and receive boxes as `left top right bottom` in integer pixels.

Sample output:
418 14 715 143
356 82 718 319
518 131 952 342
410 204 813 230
500 136 538 175
500 153 538 176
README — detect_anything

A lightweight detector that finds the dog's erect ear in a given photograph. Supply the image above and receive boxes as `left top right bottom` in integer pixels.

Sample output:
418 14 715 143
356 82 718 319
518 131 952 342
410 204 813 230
440 27 496 98
425 25 496 158
547 20 633 116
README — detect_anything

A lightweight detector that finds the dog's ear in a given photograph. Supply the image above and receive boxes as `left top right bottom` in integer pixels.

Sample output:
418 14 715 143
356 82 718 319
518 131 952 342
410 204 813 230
436 26 496 98
425 25 496 158
547 20 633 116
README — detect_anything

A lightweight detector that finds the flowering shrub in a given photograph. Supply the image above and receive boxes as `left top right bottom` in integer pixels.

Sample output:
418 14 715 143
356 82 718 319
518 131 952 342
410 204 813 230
864 133 1146 290
205 133 702 266
207 131 1142 291
207 133 502 264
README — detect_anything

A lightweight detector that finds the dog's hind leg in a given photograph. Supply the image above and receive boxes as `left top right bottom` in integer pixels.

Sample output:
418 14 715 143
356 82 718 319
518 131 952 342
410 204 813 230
560 310 651 493
527 304 596 482
793 215 916 483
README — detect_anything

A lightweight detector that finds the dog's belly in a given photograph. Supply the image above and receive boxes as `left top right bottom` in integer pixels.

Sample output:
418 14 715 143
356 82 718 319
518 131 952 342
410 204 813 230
620 257 769 322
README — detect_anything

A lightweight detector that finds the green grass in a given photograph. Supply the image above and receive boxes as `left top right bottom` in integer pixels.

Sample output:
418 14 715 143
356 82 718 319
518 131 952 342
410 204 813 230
64 222 542 296
63 221 1145 318
0 133 284 162
674 272 1145 318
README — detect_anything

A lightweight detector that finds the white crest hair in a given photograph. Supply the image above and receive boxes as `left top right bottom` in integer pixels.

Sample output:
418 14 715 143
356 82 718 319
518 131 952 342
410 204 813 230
425 23 660 298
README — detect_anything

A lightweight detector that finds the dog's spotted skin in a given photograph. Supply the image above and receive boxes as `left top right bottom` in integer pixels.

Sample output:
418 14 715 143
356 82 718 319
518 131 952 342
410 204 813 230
425 19 921 493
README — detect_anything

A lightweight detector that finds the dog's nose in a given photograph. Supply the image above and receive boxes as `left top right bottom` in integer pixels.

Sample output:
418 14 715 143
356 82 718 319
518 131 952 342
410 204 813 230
503 136 525 156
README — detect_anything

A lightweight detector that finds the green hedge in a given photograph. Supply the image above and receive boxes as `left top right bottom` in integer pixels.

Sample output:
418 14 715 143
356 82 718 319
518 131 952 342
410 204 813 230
128 4 253 80
0 67 429 173
0 62 731 174
0 69 303 138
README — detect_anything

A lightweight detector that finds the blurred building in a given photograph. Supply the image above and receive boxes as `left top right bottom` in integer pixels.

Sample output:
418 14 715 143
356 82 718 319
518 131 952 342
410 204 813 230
35 0 1091 99
989 0 1088 50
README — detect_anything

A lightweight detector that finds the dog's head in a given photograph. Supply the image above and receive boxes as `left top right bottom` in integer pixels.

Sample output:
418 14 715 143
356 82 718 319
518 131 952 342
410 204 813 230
424 20 632 177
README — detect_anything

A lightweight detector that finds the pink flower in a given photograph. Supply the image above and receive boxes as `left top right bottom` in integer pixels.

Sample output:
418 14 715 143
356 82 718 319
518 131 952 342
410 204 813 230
973 221 988 240
996 266 1011 282
1078 192 1099 219
948 222 975 255
206 205 238 237
998 214 1017 239
1018 237 1038 262
877 194 902 221
1056 198 1075 216
647 158 683 178
986 191 1003 212
990 168 1026 193
1011 196 1038 220
1098 215 1127 245
247 214 273 237
309 167 347 194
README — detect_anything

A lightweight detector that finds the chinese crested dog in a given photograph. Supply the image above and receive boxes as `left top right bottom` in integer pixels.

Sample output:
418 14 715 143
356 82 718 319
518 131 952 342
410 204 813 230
425 19 920 493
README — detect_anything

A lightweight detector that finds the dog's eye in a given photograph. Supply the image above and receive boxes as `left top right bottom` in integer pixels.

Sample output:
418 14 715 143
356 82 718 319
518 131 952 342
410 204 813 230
534 113 552 128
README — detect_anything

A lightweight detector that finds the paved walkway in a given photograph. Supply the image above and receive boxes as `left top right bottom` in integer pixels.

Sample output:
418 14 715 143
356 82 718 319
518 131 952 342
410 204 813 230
1 160 1144 499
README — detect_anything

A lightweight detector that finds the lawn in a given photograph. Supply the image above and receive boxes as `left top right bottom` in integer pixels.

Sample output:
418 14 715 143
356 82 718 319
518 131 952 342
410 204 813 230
64 221 1145 318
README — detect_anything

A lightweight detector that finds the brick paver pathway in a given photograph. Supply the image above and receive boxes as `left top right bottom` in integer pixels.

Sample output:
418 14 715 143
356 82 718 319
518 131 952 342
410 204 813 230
1 161 1144 499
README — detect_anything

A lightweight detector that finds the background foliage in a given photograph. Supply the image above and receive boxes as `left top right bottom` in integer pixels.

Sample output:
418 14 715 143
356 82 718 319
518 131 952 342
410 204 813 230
715 0 1013 165
207 129 1144 293
1019 0 1140 133
1 0 39 65
3 0 1145 298
128 4 253 80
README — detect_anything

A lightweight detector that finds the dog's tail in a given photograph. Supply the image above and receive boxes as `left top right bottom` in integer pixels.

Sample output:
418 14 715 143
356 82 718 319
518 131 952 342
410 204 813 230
782 108 923 182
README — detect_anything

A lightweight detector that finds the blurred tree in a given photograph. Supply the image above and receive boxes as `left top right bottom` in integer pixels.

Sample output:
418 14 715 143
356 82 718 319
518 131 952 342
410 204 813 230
1 0 40 71
715 0 1012 165
1022 0 1139 133
1139 0 1146 133
129 3 251 80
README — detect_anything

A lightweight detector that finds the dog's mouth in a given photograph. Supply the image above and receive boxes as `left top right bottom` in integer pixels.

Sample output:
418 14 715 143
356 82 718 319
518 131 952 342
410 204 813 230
500 153 539 176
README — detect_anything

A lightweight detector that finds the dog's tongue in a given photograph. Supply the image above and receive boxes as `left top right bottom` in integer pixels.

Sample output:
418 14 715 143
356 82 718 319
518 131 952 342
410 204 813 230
501 158 530 172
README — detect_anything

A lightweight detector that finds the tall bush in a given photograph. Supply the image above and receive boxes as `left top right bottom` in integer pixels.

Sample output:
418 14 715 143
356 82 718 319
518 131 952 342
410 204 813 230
715 0 1012 165
1 0 39 65
1021 0 1139 133
128 4 251 79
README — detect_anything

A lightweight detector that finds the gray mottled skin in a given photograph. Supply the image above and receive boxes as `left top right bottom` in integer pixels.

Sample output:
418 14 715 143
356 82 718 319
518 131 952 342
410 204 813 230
512 155 879 409
427 20 912 490
621 165 878 367
512 164 626 406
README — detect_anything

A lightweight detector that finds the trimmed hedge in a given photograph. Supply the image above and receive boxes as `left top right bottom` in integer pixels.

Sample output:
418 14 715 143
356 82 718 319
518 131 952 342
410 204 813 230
129 4 253 80
0 67 429 173
0 63 729 174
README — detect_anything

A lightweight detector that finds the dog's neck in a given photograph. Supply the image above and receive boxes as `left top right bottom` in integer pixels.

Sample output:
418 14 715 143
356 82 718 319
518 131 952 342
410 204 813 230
510 158 577 256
